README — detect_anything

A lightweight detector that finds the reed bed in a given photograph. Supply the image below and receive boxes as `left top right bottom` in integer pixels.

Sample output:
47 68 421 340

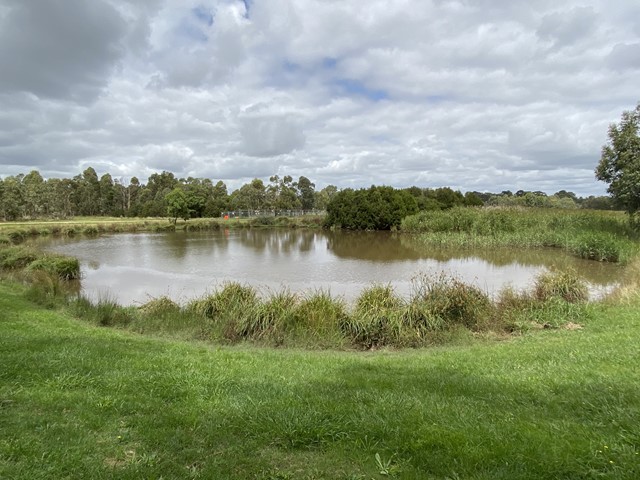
402 207 639 263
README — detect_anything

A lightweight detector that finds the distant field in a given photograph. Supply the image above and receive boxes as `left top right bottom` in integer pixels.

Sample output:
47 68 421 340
1 280 639 479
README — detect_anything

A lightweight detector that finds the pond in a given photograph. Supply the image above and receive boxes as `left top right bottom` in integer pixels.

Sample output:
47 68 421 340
39 229 622 305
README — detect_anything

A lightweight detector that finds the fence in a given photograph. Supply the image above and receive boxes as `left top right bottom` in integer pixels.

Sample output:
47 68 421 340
221 209 325 219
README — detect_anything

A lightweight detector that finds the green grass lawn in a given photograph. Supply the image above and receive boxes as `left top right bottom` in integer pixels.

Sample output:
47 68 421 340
1 281 639 479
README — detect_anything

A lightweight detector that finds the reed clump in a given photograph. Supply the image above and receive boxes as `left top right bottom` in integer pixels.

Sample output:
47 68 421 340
342 285 405 348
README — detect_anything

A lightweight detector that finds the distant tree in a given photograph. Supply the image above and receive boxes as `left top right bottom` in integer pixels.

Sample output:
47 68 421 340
141 171 178 216
99 173 116 216
232 179 266 211
165 188 190 223
23 170 45 218
314 185 338 210
464 191 484 207
582 195 615 210
325 186 418 230
0 176 24 220
204 180 229 217
595 102 640 226
295 176 316 211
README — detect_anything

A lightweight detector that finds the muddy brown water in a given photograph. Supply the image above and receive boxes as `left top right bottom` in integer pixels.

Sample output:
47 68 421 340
38 229 622 305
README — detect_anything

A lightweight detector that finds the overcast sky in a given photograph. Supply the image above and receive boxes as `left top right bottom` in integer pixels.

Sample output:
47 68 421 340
0 0 638 195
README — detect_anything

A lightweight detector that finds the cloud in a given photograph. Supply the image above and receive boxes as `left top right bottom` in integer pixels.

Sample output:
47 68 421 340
0 0 639 197
239 103 306 157
0 0 130 101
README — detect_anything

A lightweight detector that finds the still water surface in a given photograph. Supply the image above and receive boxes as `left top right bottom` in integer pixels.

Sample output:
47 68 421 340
41 229 622 305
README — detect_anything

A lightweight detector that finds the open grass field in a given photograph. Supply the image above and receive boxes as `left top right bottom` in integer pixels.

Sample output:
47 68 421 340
1 280 639 479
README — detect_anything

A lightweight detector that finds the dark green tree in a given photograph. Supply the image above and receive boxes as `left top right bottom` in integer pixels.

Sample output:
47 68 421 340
165 187 190 223
23 170 45 217
295 176 316 211
596 102 640 225
0 176 24 220
204 181 229 217
325 186 418 230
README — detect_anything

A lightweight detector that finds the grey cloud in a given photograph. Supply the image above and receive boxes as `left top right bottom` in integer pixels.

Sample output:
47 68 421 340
239 108 306 157
607 43 640 70
537 7 597 48
0 0 129 101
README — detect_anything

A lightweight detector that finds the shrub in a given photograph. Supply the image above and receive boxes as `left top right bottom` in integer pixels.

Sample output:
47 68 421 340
326 186 418 230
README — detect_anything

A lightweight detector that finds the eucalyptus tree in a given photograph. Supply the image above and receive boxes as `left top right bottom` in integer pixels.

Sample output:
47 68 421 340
295 175 315 211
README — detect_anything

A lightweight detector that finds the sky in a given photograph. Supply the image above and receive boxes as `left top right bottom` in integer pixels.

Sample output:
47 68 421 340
0 0 638 196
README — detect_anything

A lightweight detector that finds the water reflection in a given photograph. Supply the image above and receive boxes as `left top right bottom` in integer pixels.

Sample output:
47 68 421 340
38 230 622 306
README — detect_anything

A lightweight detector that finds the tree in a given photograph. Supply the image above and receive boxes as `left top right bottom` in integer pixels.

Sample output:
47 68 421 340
295 176 315 211
325 186 418 230
596 103 640 225
23 170 45 217
165 188 190 223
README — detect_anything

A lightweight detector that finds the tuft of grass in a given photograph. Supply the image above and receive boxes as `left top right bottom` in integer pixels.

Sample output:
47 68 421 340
26 255 81 280
285 290 350 348
0 246 39 269
534 269 589 303
23 270 70 309
343 284 405 348
254 290 299 342
408 273 494 331
188 282 261 341
71 295 137 327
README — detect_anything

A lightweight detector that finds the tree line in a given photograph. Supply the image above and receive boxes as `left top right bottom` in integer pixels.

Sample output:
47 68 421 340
0 166 617 222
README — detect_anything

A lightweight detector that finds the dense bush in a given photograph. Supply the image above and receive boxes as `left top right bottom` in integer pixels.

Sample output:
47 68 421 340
325 186 418 230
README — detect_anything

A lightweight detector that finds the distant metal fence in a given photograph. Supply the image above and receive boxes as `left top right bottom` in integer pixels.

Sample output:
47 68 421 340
221 209 325 219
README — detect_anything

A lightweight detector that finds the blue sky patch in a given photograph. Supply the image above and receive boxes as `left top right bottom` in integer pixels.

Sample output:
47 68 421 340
192 5 214 26
241 0 252 18
333 78 389 101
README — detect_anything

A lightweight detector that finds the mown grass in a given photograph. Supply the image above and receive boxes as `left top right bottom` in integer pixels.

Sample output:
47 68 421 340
402 208 639 263
1 280 639 479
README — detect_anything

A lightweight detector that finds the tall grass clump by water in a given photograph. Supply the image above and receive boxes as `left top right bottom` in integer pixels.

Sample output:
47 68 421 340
188 282 261 341
402 207 639 263
342 284 406 348
0 245 80 280
407 273 495 331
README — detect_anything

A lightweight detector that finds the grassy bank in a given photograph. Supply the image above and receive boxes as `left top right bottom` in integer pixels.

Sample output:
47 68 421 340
1 280 639 479
22 267 602 350
402 208 639 263
0 215 325 244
